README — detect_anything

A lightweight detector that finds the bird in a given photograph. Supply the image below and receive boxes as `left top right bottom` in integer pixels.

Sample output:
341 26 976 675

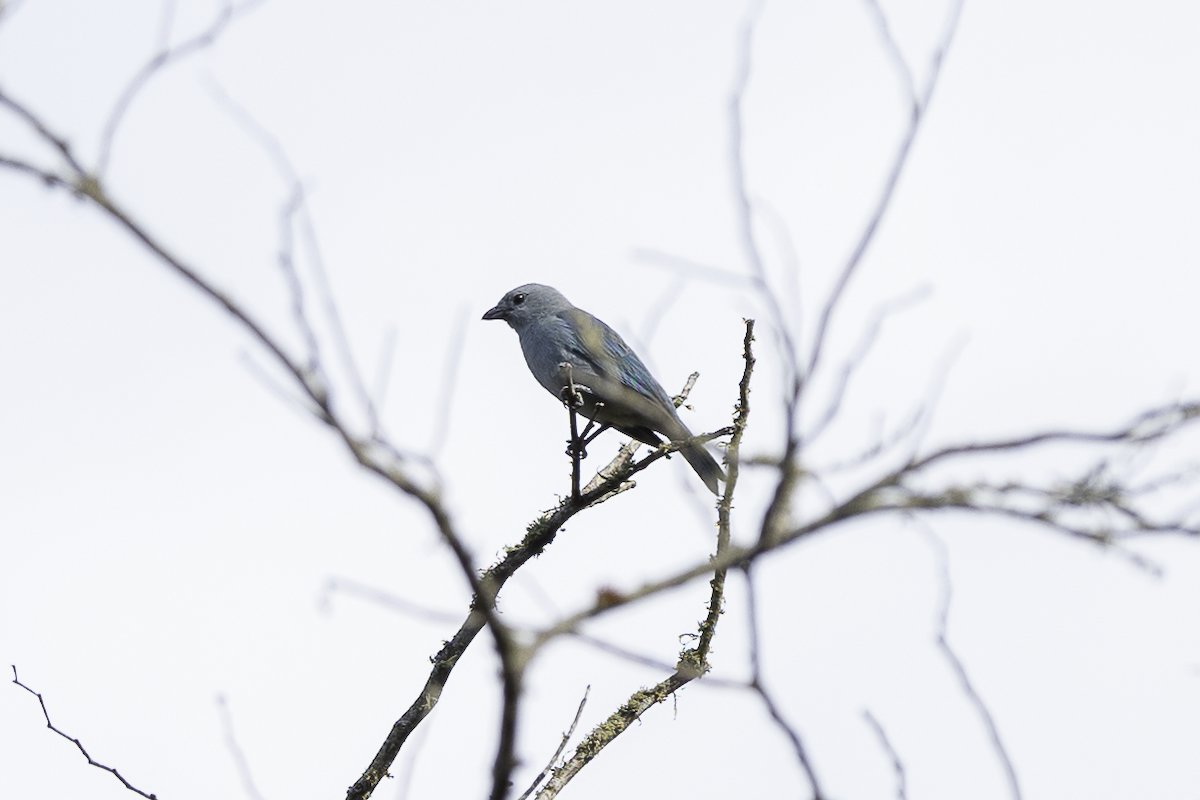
482 283 725 494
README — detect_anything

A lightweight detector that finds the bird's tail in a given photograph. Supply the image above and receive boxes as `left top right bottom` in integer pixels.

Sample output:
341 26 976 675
681 439 725 495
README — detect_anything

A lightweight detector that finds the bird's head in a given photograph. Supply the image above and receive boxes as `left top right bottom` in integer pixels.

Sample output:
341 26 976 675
482 283 570 330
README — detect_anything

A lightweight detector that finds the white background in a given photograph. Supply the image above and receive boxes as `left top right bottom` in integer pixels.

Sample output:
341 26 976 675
2 1 1199 799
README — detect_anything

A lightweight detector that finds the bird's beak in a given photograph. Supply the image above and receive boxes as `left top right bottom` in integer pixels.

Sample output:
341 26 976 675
482 304 505 321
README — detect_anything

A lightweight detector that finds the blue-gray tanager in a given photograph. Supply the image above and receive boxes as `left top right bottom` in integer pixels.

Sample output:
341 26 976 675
483 283 724 494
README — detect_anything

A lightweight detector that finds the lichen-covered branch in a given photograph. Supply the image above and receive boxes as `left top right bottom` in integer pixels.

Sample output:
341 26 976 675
532 320 757 799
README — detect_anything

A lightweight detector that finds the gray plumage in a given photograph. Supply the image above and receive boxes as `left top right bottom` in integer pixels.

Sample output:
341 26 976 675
482 283 724 494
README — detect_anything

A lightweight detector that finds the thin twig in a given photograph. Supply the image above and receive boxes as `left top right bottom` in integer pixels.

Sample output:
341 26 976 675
560 362 585 500
428 305 471 456
370 326 398 437
517 687 590 800
206 80 378 432
728 0 803 424
802 0 965 395
694 320 755 663
319 576 461 624
862 0 917 108
923 531 1023 800
276 185 324 375
745 570 824 798
801 285 931 447
537 673 690 799
216 695 266 800
96 0 264 176
863 709 908 800
0 89 84 173
11 666 158 799
632 247 747 286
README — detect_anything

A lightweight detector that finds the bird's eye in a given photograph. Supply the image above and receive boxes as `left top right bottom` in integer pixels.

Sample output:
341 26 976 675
512 293 526 305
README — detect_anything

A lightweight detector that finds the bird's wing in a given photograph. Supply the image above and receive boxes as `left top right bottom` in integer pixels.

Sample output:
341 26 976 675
560 308 676 410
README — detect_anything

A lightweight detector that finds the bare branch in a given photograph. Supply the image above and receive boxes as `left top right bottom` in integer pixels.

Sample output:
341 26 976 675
862 0 917 109
801 285 932 448
319 576 461 624
567 632 751 689
728 0 803 423
11 666 157 799
632 246 747 287
276 185 324 375
909 403 1200 473
343 406 734 800
0 152 71 188
0 84 506 635
95 0 263 177
536 672 692 799
694 321 756 662
533 401 1200 646
924 531 1023 800
216 695 266 800
0 88 84 174
567 632 681 673
745 569 824 798
0 84 532 800
517 687 590 800
802 0 965 393
863 709 908 800
206 81 379 432
427 305 471 456
370 325 399 435
489 645 525 800
532 320 757 798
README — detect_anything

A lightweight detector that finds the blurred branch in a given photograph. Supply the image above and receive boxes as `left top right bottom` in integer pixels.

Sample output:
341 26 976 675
801 285 932 448
0 80 534 800
95 0 264 177
862 0 917 106
276 186 324 374
819 331 967 476
0 89 85 174
728 1 803 425
216 695 266 800
11 667 157 800
632 247 747 287
863 710 908 800
319 576 461 624
924 531 1023 800
0 85 492 600
428 305 471 456
801 0 965 398
745 568 824 798
534 401 1200 642
208 80 380 435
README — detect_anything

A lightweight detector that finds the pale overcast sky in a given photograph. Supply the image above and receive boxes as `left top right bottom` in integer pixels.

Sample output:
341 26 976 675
2 1 1199 799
